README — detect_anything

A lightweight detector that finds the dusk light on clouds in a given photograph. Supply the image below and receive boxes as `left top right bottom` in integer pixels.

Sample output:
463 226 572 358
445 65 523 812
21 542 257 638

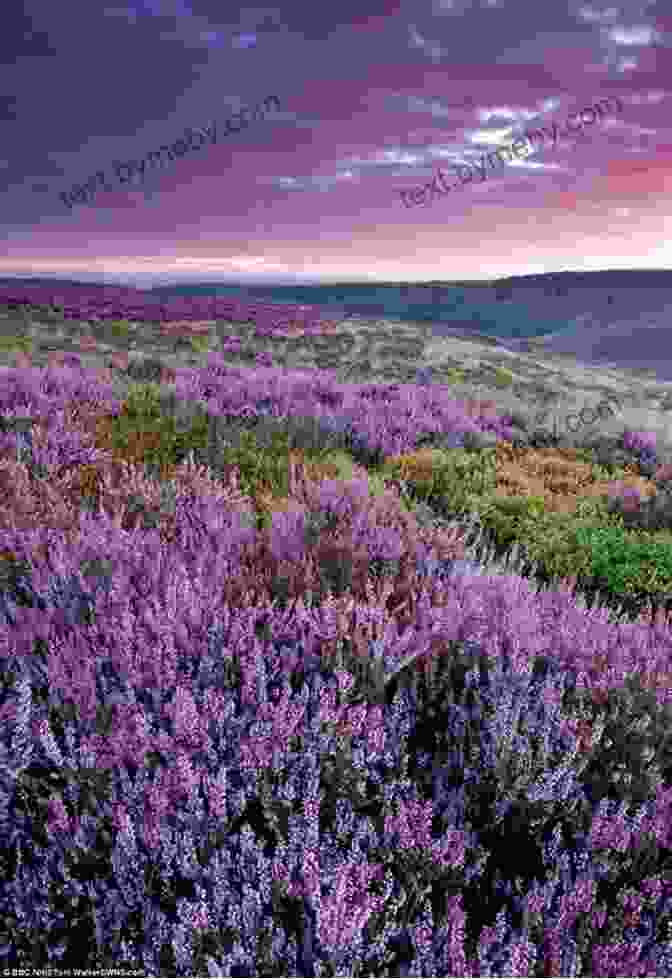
1 0 670 288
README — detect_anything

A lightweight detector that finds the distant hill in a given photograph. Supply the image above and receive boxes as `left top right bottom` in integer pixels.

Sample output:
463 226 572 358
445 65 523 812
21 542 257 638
487 269 672 294
481 271 672 382
0 277 148 293
2 268 672 298
2 269 672 379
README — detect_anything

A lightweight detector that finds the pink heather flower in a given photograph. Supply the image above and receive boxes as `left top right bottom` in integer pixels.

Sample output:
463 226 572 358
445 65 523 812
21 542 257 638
109 351 129 371
606 481 642 510
316 860 387 955
78 334 98 352
184 320 213 335
47 793 74 835
93 366 113 386
47 351 68 369
654 462 672 484
12 351 32 369
166 684 207 748
177 898 212 931
204 769 229 821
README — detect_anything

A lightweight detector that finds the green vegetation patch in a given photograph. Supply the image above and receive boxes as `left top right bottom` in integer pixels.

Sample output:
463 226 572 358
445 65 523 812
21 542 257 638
573 523 672 597
376 445 498 518
0 335 33 354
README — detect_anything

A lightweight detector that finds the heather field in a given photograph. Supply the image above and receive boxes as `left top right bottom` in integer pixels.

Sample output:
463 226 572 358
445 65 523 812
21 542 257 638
0 287 671 976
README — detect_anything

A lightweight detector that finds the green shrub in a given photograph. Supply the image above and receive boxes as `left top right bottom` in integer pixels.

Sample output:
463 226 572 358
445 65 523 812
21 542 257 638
189 336 212 354
108 318 131 338
491 366 514 388
572 524 672 596
104 413 191 481
315 449 394 501
444 366 467 385
104 389 385 533
195 424 293 499
119 381 166 418
481 505 598 582
472 493 547 550
587 460 638 483
570 493 627 526
0 335 33 354
256 412 350 460
377 446 498 519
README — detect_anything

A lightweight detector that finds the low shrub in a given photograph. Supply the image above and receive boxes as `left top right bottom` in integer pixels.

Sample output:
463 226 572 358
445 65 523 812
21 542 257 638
1 353 671 975
490 365 515 388
560 669 672 812
122 355 168 386
443 366 467 385
581 431 658 475
0 335 33 356
106 318 132 339
492 442 657 521
572 523 672 598
606 467 672 537
377 446 498 520
257 411 352 460
470 493 547 550
377 637 671 974
473 506 598 585
81 389 366 525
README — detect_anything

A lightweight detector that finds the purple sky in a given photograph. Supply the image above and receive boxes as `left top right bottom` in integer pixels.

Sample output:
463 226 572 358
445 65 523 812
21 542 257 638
1 0 670 289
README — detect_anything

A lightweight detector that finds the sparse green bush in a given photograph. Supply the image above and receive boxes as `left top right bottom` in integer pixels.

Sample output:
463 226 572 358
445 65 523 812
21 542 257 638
471 493 547 550
119 381 166 417
107 318 131 338
189 336 212 354
444 366 467 385
491 366 514 388
377 446 498 520
102 390 382 534
480 505 598 583
0 335 33 354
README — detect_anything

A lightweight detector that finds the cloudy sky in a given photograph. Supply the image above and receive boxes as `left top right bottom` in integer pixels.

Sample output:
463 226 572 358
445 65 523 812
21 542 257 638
1 0 670 288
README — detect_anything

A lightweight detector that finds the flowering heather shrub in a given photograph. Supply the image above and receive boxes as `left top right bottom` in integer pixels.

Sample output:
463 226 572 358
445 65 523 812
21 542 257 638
623 429 658 457
165 360 519 468
581 430 660 476
1 591 670 974
375 638 672 975
414 366 435 386
559 669 672 813
0 361 670 974
240 460 468 611
606 464 672 537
